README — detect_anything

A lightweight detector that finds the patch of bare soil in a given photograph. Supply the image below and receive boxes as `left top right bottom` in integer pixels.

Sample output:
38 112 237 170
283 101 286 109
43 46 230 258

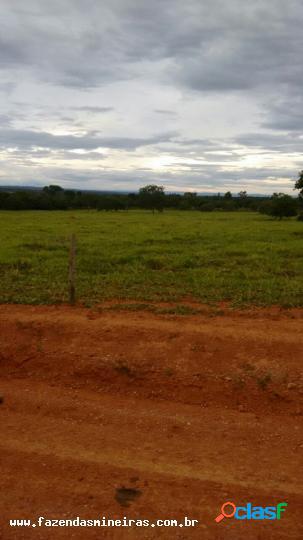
0 304 302 539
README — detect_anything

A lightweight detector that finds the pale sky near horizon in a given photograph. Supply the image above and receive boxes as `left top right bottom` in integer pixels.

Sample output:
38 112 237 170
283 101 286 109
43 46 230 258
0 0 302 194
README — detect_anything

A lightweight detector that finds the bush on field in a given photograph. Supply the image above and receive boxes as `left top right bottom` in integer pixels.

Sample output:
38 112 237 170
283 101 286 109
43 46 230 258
259 193 298 220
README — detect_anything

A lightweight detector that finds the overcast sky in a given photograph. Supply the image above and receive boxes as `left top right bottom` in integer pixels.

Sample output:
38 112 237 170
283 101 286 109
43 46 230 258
0 0 302 193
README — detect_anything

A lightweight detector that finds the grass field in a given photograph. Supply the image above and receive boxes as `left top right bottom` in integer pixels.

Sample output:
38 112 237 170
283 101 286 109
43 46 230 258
0 209 302 306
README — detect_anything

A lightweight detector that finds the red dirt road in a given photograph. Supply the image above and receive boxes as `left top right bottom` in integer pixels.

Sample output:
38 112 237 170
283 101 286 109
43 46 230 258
0 304 302 539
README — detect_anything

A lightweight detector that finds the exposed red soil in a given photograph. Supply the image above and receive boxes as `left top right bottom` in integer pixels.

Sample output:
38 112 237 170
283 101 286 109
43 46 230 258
0 304 302 539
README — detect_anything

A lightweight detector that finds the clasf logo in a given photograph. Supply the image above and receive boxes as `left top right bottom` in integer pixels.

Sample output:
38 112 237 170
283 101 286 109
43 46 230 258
215 501 288 522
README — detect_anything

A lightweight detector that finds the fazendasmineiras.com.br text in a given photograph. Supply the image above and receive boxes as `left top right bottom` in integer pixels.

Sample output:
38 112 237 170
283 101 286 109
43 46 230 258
9 516 199 529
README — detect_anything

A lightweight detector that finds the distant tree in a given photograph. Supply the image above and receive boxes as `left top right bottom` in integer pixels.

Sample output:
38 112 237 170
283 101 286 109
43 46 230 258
0 185 271 213
224 191 232 199
5 191 29 210
294 170 303 198
42 185 64 195
237 190 249 209
184 192 197 198
138 185 165 213
198 202 214 212
98 196 126 211
260 193 297 220
0 191 10 209
223 199 236 211
165 193 182 208
181 192 199 210
65 189 76 199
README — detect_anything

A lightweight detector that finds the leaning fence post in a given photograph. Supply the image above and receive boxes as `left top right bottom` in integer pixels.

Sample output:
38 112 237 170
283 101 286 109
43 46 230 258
68 233 76 304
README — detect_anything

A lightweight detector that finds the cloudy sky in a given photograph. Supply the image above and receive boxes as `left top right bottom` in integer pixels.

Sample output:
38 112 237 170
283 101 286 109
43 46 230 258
0 0 302 193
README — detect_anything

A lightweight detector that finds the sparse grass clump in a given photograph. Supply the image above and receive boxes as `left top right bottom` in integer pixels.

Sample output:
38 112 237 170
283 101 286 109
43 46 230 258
256 373 272 390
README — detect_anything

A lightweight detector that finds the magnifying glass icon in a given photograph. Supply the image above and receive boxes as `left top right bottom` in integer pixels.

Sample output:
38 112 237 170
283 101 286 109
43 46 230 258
215 501 236 522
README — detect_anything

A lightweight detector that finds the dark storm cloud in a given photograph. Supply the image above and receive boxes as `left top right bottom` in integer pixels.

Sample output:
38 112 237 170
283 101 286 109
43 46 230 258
0 128 176 151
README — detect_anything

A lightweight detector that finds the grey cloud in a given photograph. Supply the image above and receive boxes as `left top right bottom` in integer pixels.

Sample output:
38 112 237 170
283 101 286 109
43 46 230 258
3 148 107 162
234 132 303 153
262 96 303 131
0 37 25 68
0 114 12 126
55 151 107 160
173 137 217 146
73 106 114 113
0 128 176 151
0 81 16 94
0 1 302 193
59 116 76 122
14 163 295 193
154 109 177 116
0 0 302 94
0 151 295 193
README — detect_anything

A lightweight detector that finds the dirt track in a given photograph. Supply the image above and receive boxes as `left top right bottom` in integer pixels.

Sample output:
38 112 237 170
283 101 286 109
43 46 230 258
0 304 302 539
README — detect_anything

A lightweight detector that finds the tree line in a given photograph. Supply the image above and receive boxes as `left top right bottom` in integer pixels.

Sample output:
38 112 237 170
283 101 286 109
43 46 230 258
0 171 302 218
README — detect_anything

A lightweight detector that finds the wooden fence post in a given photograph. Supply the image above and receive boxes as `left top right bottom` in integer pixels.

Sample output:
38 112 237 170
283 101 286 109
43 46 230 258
68 233 76 304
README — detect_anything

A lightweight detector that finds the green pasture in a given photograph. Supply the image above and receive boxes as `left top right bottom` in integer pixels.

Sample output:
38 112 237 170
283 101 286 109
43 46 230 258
0 210 302 306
